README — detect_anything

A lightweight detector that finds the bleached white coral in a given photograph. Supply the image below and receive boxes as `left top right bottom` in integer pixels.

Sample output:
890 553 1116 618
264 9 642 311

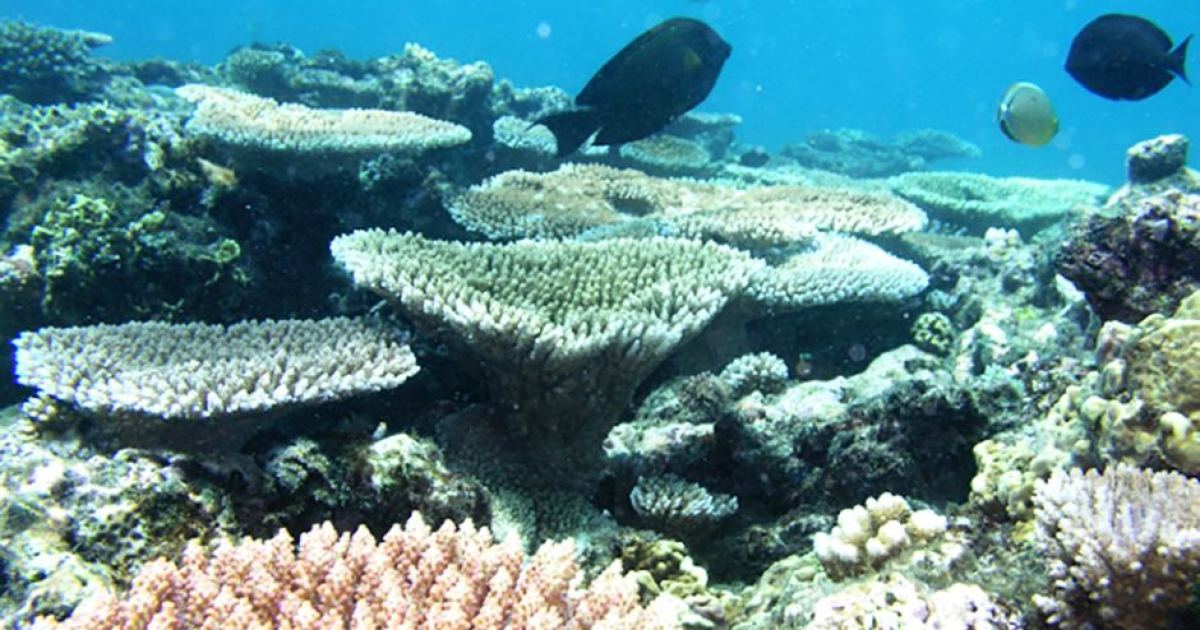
176 84 471 155
718 352 790 397
745 233 929 312
14 317 418 420
812 492 948 580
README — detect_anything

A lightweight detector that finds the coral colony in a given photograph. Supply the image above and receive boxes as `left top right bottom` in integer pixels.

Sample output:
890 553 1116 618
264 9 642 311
2 18 1200 629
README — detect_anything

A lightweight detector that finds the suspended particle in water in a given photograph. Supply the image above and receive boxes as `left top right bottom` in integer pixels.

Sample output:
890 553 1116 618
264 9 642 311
536 21 552 39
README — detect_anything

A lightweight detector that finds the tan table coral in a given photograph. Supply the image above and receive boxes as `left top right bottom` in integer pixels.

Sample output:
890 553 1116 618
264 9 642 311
331 229 761 473
448 163 927 246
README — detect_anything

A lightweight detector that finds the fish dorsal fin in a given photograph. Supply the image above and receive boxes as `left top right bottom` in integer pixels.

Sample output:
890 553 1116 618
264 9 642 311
1170 34 1193 83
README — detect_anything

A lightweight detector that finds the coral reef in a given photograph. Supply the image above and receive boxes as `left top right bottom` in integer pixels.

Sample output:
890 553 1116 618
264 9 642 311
781 127 980 178
0 21 111 104
891 171 1107 235
7 18 1200 629
448 163 927 243
1058 136 1200 322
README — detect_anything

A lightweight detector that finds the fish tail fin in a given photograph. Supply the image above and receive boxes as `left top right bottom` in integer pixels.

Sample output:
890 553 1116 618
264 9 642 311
533 109 599 156
1170 34 1193 83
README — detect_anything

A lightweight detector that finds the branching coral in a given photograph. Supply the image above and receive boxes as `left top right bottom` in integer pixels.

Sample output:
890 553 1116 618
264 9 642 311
176 84 471 156
630 474 738 540
37 513 681 629
331 229 760 473
1033 464 1200 629
743 233 930 312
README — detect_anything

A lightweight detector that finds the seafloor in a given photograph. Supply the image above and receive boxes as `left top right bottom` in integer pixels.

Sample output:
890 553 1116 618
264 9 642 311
2 20 1200 629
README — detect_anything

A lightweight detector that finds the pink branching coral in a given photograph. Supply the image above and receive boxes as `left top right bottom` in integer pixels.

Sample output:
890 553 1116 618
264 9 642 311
37 513 679 629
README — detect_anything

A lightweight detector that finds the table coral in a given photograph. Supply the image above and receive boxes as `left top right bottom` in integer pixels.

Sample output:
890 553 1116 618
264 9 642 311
176 84 472 156
331 229 760 474
448 163 926 246
890 171 1107 235
14 317 418 449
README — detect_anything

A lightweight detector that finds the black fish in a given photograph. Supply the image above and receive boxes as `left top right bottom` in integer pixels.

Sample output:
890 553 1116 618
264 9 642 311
1066 14 1192 101
536 17 731 156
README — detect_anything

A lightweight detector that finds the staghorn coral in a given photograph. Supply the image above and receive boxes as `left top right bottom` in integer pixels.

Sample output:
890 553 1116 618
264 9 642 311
176 83 471 156
743 233 929 312
0 21 111 104
331 229 759 474
37 512 682 629
630 474 738 540
13 318 418 447
890 171 1107 235
1033 464 1200 629
447 163 927 244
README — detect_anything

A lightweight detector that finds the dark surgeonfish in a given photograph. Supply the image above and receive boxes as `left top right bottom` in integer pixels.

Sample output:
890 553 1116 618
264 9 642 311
535 17 731 156
1066 13 1192 100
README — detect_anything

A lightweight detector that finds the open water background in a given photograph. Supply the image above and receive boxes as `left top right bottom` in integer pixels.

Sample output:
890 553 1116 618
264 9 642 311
6 0 1198 184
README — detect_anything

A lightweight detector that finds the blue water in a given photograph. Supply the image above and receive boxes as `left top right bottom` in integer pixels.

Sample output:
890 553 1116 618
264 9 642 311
6 0 1198 184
